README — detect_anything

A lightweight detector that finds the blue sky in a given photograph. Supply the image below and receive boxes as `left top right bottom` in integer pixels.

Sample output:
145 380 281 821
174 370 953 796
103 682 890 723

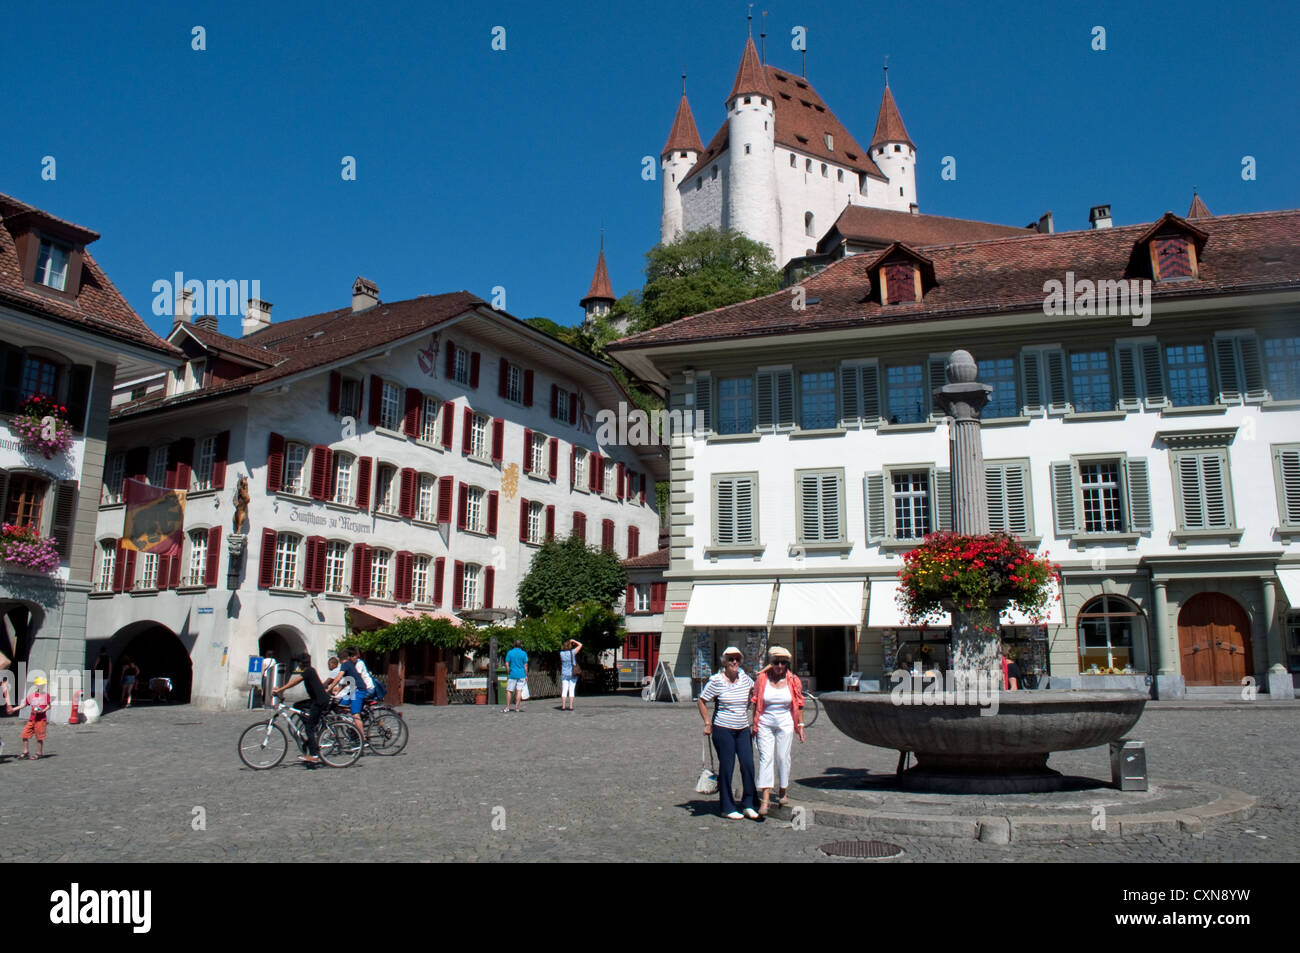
3 0 1296 339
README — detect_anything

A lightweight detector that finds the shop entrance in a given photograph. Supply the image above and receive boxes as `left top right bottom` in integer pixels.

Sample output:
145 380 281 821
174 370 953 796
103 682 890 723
795 626 849 693
1178 592 1252 687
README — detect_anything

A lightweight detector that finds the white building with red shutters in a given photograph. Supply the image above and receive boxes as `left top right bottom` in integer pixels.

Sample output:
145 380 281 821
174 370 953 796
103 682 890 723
90 278 664 710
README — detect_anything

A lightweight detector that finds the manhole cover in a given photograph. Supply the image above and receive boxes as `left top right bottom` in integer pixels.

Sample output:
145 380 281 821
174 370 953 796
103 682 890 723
819 839 904 859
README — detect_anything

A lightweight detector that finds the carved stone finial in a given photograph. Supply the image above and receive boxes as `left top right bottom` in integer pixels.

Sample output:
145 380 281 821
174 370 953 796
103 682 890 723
947 349 978 384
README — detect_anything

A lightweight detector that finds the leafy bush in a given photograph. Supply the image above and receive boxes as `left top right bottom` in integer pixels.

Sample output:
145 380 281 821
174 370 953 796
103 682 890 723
516 535 627 617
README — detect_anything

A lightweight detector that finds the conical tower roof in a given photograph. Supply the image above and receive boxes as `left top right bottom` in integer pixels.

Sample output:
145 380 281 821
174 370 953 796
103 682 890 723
728 36 772 101
871 85 914 149
580 247 615 308
662 94 704 156
1187 192 1212 219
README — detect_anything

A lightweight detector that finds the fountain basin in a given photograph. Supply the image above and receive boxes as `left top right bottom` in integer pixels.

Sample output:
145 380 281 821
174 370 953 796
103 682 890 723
820 689 1147 793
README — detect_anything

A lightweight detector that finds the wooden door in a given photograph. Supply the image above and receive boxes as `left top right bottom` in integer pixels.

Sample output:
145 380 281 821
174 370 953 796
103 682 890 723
1178 593 1252 686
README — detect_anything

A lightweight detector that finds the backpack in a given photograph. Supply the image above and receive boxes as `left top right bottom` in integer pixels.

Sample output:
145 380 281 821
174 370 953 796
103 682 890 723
369 675 387 702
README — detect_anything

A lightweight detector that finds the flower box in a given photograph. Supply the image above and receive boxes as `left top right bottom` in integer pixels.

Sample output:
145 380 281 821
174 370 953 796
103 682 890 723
10 394 73 459
0 523 61 572
899 532 1059 623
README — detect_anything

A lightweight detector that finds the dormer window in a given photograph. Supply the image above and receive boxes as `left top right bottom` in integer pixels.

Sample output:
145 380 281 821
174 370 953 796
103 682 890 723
868 243 936 307
1134 213 1207 283
884 263 917 304
1152 235 1195 280
34 240 70 291
825 133 834 151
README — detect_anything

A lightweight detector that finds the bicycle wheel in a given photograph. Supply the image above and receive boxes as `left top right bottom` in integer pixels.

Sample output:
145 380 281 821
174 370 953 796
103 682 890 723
317 720 363 767
365 709 409 756
238 722 288 769
802 693 819 729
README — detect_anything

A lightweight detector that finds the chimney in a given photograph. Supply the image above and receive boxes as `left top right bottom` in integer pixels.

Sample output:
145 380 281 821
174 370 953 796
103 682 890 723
243 298 273 337
174 288 195 324
1089 204 1113 230
1031 211 1054 234
195 314 219 333
352 276 379 312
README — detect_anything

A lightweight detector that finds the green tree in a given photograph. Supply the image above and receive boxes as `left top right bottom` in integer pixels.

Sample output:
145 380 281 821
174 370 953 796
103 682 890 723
637 226 781 330
516 535 627 618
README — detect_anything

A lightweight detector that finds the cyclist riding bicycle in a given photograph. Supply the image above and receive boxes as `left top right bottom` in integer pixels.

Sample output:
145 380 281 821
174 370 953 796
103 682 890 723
338 648 375 745
272 653 331 766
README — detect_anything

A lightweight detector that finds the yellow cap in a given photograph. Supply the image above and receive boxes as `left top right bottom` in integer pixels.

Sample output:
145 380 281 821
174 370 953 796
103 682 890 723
33 676 47 686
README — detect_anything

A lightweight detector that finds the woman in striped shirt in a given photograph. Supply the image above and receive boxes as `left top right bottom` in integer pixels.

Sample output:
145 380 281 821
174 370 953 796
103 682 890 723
697 647 758 819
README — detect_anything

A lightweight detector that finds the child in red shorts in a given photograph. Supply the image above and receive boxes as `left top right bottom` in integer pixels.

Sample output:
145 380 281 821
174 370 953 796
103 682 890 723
11 676 50 760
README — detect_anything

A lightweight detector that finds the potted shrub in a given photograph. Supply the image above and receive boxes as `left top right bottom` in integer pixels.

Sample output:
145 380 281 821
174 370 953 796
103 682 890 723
898 531 1059 622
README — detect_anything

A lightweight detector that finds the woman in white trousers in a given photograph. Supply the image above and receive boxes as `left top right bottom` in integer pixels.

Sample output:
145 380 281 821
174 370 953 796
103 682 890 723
753 646 806 816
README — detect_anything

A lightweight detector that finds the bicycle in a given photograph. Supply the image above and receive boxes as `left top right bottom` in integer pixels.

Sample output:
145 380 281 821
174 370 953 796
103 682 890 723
238 701 363 769
289 697 408 757
801 690 819 729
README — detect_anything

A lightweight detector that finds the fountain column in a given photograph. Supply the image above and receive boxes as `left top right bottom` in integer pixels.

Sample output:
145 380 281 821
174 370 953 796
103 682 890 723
932 350 999 686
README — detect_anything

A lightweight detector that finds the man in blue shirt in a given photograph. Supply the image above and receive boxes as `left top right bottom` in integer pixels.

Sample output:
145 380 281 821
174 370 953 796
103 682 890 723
504 640 529 713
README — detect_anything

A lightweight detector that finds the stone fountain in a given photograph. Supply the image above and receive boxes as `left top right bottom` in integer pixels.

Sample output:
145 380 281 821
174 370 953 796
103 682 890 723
821 350 1147 794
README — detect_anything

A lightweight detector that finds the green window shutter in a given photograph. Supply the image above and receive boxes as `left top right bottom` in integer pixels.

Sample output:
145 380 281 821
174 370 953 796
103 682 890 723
933 467 952 532
986 464 1006 532
839 364 860 426
1125 458 1153 533
1005 464 1030 536
1051 461 1078 536
51 479 79 561
716 478 735 544
756 372 774 430
1021 350 1043 412
860 364 881 424
1201 453 1231 528
799 473 821 543
1276 447 1300 527
1214 336 1241 402
1045 348 1069 411
775 370 795 427
1239 336 1268 402
694 375 712 432
1116 344 1141 409
1178 455 1205 528
865 472 886 542
820 473 842 541
1140 343 1166 405
927 356 948 418
735 478 754 544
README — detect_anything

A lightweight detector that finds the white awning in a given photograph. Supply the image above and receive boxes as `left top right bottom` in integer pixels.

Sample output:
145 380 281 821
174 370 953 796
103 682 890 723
1001 578 1064 626
866 580 909 628
773 581 864 627
1277 569 1300 607
683 583 774 627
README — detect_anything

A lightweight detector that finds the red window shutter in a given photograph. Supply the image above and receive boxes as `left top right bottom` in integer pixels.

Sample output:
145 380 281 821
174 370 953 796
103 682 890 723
433 557 445 605
498 358 509 398
572 512 585 541
588 454 599 492
519 497 530 541
523 369 534 407
369 375 384 426
258 528 277 588
545 505 555 541
483 566 495 608
113 540 128 592
548 438 558 481
313 536 328 593
395 551 413 603
167 549 182 588
523 429 533 470
205 526 222 586
399 467 417 518
355 456 373 509
650 581 666 613
626 585 635 614
300 539 314 593
491 418 504 463
617 462 626 500
639 473 646 505
602 519 614 552
404 388 422 437
155 553 169 589
441 402 454 449
309 445 332 500
356 544 373 598
329 371 341 415
469 352 481 388
121 547 137 591
445 341 457 378
569 447 576 487
452 561 465 609
462 407 473 454
550 385 559 418
266 432 284 493
437 475 453 524
487 491 499 536
212 431 229 490
628 526 639 559
569 393 578 425
597 456 606 495
457 483 468 530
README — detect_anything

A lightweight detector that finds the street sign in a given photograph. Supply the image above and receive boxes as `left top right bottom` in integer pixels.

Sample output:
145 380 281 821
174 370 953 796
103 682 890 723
197 607 214 615
246 656 263 686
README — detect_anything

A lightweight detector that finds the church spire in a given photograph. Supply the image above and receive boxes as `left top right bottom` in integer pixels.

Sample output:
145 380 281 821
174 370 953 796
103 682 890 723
1187 189 1213 220
871 82 914 149
580 243 615 319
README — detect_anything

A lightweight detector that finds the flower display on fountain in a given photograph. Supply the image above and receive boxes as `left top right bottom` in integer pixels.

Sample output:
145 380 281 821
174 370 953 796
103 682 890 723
897 532 1059 622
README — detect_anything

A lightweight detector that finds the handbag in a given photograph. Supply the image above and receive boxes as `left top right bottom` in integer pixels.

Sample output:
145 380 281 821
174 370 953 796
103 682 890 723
569 650 582 678
695 735 719 794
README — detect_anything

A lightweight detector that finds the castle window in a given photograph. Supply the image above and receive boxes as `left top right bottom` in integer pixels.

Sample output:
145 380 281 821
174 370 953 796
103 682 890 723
877 148 884 156
744 96 751 104
761 97 767 106
894 145 902 152
35 240 70 291
837 169 844 182
744 144 751 155
821 163 828 177
805 159 812 172
825 134 833 150
804 212 816 237
900 187 905 196
696 179 702 191
679 151 687 159
790 154 796 167
712 165 718 179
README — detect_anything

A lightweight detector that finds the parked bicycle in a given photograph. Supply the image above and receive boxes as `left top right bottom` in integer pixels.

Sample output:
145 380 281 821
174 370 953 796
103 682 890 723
238 701 363 769
801 690 819 729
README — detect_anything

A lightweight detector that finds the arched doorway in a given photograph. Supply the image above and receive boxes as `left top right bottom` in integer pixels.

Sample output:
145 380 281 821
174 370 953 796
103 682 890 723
114 624 193 704
0 601 44 668
259 628 307 689
1178 593 1252 687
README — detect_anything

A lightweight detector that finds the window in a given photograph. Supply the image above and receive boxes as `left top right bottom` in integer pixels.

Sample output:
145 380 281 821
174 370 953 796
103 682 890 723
885 364 925 424
602 459 616 498
526 500 545 544
375 465 398 515
796 469 844 544
34 240 70 291
529 431 547 476
1051 457 1151 538
820 163 828 177
837 169 844 183
744 144 751 155
370 548 392 600
339 378 362 418
1264 335 1300 401
574 450 588 492
839 362 882 426
894 145 902 153
986 461 1033 536
717 377 754 434
416 474 437 522
148 446 168 487
790 154 796 168
102 453 126 505
282 443 308 496
21 355 59 402
1172 451 1235 530
462 563 481 609
96 541 116 592
799 371 837 430
470 413 489 460
185 530 208 586
1078 596 1138 671
713 473 758 547
412 555 431 603
1213 333 1267 403
804 212 815 237
465 486 485 533
554 389 570 424
825 133 833 150
325 542 348 594
755 368 795 430
978 358 1019 419
331 453 354 505
1069 351 1113 413
192 436 217 491
420 396 441 443
140 553 159 590
1021 347 1069 414
1165 344 1211 406
806 159 812 172
634 584 650 613
504 364 524 404
1274 445 1300 531
1079 461 1124 533
892 471 931 540
866 468 950 543
274 534 300 589
453 347 471 385
379 381 402 431
4 474 47 529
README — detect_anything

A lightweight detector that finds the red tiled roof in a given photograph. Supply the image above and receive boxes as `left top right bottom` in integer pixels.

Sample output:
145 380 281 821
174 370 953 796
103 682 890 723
662 95 704 156
609 210 1300 351
822 205 1033 251
0 192 179 358
728 37 772 100
581 248 615 306
870 85 914 148
623 547 669 570
1188 193 1213 220
175 322 279 367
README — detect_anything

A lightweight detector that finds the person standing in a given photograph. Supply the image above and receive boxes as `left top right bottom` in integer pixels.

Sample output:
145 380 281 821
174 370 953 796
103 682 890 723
753 647 805 815
272 654 331 765
558 639 582 711
10 676 52 760
504 641 528 712
696 647 758 820
119 656 139 707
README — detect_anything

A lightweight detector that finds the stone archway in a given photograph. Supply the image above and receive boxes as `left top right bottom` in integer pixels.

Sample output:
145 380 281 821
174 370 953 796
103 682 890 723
258 627 307 688
1178 592 1252 687
0 601 45 668
110 622 194 704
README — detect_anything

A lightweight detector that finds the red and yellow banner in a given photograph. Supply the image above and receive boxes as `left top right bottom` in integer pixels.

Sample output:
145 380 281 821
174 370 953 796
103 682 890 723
122 478 186 556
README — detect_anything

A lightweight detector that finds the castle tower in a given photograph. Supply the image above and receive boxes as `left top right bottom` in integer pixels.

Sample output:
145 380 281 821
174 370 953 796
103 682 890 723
580 239 616 328
724 36 780 258
660 80 704 243
870 71 918 213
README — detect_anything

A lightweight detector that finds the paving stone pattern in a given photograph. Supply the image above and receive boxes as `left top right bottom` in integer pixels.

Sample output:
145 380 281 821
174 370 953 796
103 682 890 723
0 697 1295 862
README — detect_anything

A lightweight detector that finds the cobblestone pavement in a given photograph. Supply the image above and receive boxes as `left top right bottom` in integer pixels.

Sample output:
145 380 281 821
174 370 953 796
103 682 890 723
0 696 1295 863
